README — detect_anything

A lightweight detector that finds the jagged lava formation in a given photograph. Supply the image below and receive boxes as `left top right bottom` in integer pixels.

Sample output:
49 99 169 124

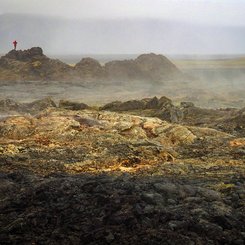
0 47 182 82
0 97 244 244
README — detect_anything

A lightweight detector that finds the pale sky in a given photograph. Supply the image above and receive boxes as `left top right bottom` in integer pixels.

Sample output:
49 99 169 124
0 0 245 26
0 0 244 54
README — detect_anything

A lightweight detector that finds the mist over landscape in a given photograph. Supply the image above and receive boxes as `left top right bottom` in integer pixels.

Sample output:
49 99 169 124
0 13 245 55
0 1 245 244
0 6 245 108
0 2 245 108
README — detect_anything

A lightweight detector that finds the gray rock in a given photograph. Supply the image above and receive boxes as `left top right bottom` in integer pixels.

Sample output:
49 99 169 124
197 187 222 201
141 192 163 205
154 183 178 195
167 198 177 205
191 208 209 218
168 220 187 230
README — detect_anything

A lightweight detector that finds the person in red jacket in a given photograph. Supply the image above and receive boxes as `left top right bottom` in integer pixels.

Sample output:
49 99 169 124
13 40 17 50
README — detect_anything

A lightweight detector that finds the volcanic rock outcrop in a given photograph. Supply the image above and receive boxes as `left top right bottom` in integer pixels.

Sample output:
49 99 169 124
104 53 182 81
0 48 183 82
101 96 172 111
101 96 245 137
0 47 73 81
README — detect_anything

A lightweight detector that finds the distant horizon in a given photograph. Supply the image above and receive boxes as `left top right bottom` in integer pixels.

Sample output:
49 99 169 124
1 49 245 57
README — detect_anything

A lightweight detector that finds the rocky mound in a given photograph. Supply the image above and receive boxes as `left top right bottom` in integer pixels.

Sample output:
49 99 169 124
0 48 183 82
135 53 182 80
0 47 72 81
104 53 182 81
1 47 44 61
74 57 106 81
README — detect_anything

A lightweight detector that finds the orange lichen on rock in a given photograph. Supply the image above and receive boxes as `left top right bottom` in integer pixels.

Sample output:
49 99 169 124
229 138 245 147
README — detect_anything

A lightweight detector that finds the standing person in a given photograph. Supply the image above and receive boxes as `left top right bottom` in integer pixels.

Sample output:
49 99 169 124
13 40 17 50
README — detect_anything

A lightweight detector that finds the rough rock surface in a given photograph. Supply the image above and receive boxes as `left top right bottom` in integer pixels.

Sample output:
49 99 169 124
101 96 245 137
100 96 173 112
0 100 244 244
2 47 44 61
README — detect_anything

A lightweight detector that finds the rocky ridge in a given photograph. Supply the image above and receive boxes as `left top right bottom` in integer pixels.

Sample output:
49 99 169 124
0 48 182 82
1 96 244 137
101 96 245 137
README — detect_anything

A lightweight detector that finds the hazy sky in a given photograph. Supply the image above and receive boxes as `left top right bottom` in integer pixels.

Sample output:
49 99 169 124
1 0 245 26
0 0 244 54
